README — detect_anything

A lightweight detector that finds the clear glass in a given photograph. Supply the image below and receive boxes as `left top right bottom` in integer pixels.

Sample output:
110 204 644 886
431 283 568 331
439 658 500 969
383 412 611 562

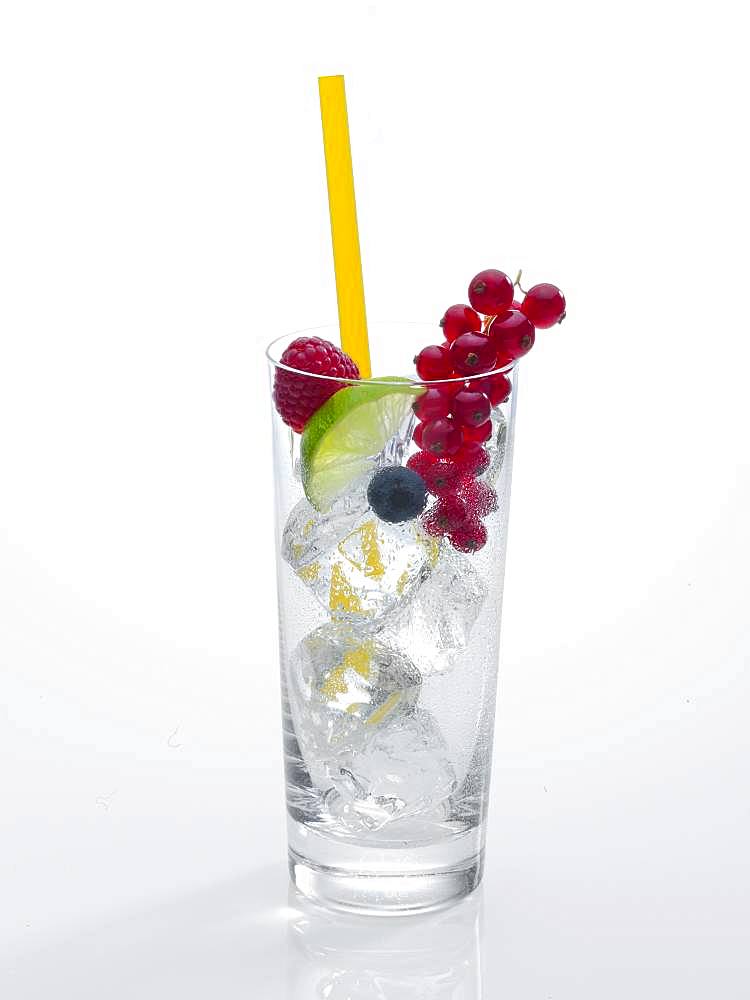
267 323 517 913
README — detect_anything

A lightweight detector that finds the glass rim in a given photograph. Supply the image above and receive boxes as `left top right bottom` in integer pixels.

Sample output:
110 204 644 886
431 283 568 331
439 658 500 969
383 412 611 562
265 323 514 388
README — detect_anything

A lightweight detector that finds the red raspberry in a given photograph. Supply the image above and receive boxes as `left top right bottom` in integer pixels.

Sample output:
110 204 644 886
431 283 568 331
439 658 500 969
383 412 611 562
449 518 488 553
407 450 437 477
453 442 490 477
423 496 468 536
468 269 514 316
273 337 359 432
460 478 498 517
440 304 482 343
421 460 464 496
412 387 452 422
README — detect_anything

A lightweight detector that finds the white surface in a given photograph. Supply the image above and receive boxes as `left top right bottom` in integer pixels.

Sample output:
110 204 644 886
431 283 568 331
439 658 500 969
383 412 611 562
1 0 749 996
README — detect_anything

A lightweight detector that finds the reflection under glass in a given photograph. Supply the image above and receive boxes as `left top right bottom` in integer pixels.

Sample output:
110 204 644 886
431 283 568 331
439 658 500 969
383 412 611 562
286 886 483 999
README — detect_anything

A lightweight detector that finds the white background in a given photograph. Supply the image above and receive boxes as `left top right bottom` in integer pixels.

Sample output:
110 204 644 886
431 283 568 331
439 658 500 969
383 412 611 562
1 0 749 996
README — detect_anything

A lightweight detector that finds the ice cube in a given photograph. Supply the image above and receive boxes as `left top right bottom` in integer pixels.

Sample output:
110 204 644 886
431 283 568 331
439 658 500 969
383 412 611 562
282 486 370 570
288 624 422 784
482 408 507 485
382 548 487 676
282 486 440 628
325 708 457 833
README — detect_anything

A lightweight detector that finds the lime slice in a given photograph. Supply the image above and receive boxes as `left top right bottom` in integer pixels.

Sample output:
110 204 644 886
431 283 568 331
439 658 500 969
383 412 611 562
301 377 420 511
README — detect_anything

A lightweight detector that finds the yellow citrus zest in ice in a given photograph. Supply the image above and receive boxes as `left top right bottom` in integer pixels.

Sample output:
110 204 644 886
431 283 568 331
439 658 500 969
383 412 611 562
319 640 373 701
395 570 410 596
415 528 441 567
329 562 365 615
359 521 385 578
296 561 320 583
366 691 402 726
343 641 373 677
338 520 385 579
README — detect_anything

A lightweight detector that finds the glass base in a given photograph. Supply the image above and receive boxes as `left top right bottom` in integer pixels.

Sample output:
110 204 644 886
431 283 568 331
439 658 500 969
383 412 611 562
287 819 484 914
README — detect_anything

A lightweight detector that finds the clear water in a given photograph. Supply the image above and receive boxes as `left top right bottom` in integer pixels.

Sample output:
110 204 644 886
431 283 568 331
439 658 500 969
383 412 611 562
280 440 508 852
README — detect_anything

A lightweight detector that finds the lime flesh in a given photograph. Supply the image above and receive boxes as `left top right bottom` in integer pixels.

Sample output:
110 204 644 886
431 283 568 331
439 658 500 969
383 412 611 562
300 378 420 511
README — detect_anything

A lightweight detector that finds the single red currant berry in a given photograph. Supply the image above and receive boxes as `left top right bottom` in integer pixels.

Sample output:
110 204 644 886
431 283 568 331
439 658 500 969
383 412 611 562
414 344 453 381
467 269 514 316
520 283 566 328
461 420 492 444
461 479 498 517
488 310 536 362
421 417 463 458
440 304 482 343
422 459 463 496
450 333 497 375
407 450 437 477
449 518 488 553
483 372 512 406
412 388 452 422
423 496 468 536
453 441 490 477
413 421 425 448
451 389 491 428
437 378 466 398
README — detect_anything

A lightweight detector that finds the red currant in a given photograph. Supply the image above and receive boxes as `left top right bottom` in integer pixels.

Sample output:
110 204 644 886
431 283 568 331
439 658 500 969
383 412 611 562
414 344 454 381
451 389 491 428
482 372 512 406
468 269 514 316
412 387 452 422
461 479 498 517
520 283 566 328
449 518 488 553
407 450 436 477
489 310 535 362
461 420 492 444
438 378 466 398
413 421 425 448
453 441 490 477
423 496 468 536
450 333 497 375
440 304 481 343
422 459 464 496
421 417 463 457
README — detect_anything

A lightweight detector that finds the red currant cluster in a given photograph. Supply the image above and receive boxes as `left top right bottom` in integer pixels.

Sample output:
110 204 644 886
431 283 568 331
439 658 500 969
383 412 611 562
409 268 565 553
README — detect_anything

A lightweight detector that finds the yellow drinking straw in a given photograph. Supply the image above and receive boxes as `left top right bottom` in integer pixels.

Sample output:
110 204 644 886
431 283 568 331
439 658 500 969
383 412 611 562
318 75 371 378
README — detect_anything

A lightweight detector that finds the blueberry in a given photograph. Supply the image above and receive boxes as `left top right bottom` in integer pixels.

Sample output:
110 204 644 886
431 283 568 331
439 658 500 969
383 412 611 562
367 466 428 524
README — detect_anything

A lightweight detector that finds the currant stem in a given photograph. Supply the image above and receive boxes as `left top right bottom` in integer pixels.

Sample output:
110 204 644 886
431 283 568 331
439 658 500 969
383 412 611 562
514 269 529 296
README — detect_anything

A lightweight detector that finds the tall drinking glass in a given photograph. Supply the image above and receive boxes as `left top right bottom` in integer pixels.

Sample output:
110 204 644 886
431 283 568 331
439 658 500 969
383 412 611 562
267 323 517 913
